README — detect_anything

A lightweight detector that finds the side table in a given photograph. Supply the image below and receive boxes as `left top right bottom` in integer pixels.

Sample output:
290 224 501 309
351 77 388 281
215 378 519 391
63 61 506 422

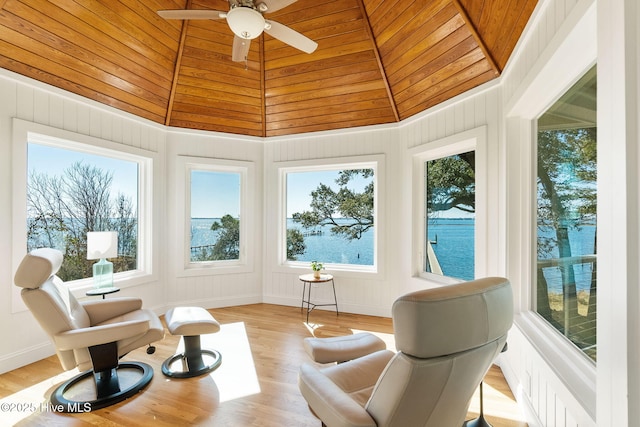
86 286 120 299
299 274 338 322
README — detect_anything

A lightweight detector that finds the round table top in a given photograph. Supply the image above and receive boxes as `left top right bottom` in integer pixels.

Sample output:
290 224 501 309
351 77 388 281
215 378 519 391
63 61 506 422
86 286 120 296
299 273 333 282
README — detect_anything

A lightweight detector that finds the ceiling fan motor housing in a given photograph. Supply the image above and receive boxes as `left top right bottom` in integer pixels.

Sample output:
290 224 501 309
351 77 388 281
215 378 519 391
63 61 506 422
227 6 266 39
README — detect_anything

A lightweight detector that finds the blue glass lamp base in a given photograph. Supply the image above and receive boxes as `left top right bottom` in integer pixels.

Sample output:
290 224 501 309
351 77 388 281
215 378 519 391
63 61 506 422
93 258 114 289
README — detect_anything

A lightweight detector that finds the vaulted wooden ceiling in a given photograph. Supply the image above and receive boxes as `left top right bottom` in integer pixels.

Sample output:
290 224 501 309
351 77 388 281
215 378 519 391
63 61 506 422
0 0 537 137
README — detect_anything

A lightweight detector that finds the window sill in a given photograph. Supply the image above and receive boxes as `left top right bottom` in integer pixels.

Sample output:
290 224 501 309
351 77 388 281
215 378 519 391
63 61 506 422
276 262 382 280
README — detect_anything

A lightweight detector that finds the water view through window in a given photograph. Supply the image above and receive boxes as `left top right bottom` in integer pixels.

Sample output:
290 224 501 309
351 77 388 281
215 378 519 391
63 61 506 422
189 170 241 262
285 168 375 267
536 66 597 362
425 151 476 280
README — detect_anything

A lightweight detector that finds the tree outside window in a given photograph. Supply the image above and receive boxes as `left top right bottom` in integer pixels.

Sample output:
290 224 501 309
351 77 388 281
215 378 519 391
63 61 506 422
285 167 375 267
189 170 241 263
536 66 597 362
27 143 139 282
424 151 476 280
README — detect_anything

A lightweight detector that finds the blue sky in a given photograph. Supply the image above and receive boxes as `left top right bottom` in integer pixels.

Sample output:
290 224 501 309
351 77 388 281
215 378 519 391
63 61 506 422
28 143 138 200
190 170 240 218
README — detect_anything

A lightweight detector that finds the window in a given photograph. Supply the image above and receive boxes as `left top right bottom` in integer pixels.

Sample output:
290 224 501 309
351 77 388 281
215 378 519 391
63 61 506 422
281 157 383 272
412 127 486 282
189 170 241 263
12 119 155 298
176 156 254 275
425 151 475 280
27 142 140 281
535 66 597 361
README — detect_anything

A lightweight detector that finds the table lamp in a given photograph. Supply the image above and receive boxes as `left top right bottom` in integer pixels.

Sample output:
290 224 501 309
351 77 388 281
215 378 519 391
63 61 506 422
87 231 118 289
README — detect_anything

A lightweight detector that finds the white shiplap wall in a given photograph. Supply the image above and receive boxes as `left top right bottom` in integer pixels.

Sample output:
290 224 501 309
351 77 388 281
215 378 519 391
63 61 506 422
263 126 400 317
164 129 264 308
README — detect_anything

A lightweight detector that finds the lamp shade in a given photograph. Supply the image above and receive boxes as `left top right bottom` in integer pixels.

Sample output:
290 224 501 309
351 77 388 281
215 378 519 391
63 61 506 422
87 231 118 260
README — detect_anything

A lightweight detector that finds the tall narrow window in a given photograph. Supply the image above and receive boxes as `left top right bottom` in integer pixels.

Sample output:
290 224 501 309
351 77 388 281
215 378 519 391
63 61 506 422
27 142 140 282
425 151 476 280
190 170 241 263
177 156 253 275
536 66 597 361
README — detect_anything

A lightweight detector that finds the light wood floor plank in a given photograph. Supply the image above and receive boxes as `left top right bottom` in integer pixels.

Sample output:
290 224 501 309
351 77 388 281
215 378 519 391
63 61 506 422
0 303 526 426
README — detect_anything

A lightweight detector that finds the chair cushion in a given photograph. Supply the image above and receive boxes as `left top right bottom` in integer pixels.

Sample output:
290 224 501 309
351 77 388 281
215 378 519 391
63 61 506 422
392 277 513 358
298 350 394 427
165 306 220 336
303 332 386 364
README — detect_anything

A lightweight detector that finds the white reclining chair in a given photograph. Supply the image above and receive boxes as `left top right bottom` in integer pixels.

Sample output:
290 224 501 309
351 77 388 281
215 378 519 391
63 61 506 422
298 277 513 427
14 248 164 412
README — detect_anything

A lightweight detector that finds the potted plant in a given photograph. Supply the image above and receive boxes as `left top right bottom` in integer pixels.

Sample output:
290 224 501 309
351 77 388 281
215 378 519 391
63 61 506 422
311 261 324 279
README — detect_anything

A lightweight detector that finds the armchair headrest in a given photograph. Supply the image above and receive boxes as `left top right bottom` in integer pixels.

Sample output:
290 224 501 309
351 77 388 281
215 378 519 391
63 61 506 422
14 248 64 289
392 277 513 358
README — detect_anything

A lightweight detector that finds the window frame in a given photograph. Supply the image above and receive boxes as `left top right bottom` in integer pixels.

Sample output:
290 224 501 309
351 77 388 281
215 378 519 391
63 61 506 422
276 155 385 277
11 118 157 312
410 126 488 284
504 2 597 415
175 155 255 277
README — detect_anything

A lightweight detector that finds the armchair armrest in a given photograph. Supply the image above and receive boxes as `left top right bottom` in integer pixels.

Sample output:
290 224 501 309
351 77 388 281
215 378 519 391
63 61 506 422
298 363 377 427
53 319 149 351
82 297 143 325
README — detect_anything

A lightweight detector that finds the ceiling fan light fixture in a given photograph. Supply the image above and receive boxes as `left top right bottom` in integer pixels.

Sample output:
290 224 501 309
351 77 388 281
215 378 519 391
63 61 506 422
226 7 265 39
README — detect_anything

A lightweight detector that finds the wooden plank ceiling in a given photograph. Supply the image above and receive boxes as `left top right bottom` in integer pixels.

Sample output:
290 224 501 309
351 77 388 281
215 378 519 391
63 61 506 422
0 0 537 137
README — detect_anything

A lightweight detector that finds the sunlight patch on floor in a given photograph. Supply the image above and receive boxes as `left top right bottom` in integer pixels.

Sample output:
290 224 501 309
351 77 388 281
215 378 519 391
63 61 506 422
466 381 527 424
0 368 79 424
172 321 260 403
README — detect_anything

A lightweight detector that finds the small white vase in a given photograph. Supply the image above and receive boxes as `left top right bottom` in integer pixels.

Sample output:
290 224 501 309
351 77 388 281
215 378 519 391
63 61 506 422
313 270 321 279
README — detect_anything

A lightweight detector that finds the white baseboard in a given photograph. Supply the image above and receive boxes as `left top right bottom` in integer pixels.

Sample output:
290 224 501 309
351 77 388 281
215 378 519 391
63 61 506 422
167 295 263 311
0 342 55 375
262 295 391 318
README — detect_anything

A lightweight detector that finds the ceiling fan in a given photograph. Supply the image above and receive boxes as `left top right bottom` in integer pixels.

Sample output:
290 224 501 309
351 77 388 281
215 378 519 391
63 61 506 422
158 0 318 62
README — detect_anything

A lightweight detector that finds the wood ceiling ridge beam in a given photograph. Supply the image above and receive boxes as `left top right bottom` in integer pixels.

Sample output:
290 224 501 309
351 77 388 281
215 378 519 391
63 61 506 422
165 2 191 126
355 0 399 122
451 0 500 76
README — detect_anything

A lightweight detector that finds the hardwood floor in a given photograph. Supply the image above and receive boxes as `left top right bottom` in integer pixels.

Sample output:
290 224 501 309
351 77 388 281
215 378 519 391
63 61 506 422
0 304 527 426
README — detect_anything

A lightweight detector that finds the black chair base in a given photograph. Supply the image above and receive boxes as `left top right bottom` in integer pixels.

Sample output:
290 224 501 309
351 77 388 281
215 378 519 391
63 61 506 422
50 361 153 412
463 414 492 427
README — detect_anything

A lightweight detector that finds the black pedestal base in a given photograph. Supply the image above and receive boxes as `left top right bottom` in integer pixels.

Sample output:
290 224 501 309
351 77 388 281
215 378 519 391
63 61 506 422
162 335 222 378
463 414 492 427
50 362 153 412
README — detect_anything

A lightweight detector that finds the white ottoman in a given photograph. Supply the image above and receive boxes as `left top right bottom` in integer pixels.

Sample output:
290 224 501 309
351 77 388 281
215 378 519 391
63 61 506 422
303 332 386 364
162 307 222 378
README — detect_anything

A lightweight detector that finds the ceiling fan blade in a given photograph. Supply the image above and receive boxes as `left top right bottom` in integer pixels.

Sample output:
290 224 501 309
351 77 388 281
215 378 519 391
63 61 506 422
232 36 251 62
157 10 225 20
264 20 317 54
259 0 298 13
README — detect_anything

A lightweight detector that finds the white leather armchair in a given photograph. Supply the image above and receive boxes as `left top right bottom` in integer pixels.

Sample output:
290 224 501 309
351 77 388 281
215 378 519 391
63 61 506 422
298 277 514 427
14 248 164 412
